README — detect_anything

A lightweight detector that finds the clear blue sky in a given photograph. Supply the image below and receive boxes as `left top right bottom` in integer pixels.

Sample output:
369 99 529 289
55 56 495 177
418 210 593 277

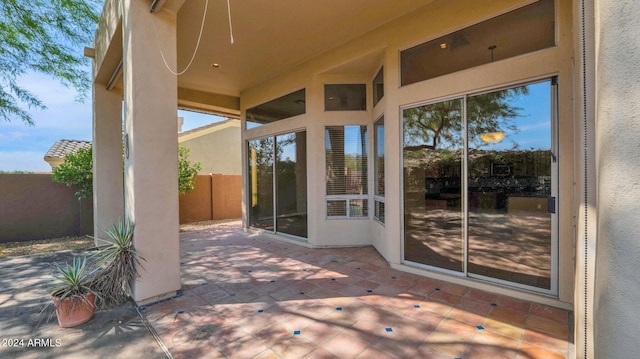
0 70 225 172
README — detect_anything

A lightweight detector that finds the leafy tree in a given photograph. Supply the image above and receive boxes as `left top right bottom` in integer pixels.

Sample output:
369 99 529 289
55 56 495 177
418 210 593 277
52 146 93 200
0 0 101 124
178 145 201 195
52 144 202 198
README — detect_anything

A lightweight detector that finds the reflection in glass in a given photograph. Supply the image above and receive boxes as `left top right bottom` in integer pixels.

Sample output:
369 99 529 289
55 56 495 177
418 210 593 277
401 0 554 86
275 132 307 237
403 99 464 272
467 81 552 289
246 89 306 129
248 137 274 231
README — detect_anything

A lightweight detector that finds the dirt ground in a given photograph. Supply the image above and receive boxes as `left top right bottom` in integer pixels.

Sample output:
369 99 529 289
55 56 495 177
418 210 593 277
0 236 95 259
0 219 241 259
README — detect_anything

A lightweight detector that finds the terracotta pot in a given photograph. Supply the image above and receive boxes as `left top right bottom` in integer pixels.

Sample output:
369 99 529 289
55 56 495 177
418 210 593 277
53 292 96 328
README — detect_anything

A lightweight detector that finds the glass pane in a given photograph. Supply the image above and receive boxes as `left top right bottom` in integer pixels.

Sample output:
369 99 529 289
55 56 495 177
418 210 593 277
325 126 368 196
375 200 385 224
275 132 308 238
373 67 384 107
248 138 274 230
349 199 368 218
374 117 385 196
401 0 554 86
403 99 464 272
325 84 367 111
246 89 306 129
327 200 347 217
467 81 552 289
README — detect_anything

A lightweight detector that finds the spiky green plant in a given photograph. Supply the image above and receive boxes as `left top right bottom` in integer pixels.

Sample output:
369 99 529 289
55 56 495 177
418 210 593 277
90 219 144 309
49 256 97 315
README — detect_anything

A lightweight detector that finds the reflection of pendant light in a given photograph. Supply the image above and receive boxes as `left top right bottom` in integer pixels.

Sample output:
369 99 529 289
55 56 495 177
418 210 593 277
481 132 506 143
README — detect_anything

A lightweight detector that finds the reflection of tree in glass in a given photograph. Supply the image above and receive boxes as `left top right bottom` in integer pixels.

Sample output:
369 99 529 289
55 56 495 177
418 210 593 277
403 86 527 151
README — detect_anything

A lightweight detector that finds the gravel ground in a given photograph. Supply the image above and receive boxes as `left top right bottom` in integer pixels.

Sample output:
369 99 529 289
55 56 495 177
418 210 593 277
0 219 241 259
0 236 95 259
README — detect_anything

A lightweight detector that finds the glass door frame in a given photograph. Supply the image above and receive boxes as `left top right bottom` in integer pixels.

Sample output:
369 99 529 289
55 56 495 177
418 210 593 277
400 77 559 296
247 128 309 241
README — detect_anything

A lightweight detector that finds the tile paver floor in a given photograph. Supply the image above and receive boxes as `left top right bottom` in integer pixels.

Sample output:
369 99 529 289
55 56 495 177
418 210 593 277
143 221 573 359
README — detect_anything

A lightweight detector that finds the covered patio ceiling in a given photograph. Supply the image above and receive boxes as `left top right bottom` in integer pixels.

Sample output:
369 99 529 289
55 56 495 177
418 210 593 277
173 0 435 97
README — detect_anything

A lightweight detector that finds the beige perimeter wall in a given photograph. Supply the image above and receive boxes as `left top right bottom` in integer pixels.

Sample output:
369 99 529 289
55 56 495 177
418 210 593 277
0 174 93 242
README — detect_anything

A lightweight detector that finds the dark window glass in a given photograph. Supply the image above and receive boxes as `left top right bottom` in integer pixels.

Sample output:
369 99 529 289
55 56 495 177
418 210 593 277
373 67 384 107
374 117 385 196
248 137 274 231
275 132 308 238
325 84 366 111
403 99 464 272
246 89 306 128
401 0 554 86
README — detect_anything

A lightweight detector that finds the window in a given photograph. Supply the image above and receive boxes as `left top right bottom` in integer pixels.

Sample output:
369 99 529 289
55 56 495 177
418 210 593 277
374 116 385 223
373 67 384 107
325 125 368 218
325 84 367 111
246 89 306 128
401 0 555 86
249 131 308 238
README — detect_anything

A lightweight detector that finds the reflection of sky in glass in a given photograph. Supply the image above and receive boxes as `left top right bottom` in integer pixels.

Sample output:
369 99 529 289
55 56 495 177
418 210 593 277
478 80 551 151
325 126 367 157
376 124 384 156
278 134 296 162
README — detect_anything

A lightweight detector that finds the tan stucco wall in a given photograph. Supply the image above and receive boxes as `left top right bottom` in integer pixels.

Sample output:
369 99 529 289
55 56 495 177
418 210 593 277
241 0 576 307
593 0 640 356
178 121 242 175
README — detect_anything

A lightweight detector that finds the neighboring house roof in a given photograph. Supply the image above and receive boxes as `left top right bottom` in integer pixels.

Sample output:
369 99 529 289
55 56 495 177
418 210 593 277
178 118 240 142
44 139 91 169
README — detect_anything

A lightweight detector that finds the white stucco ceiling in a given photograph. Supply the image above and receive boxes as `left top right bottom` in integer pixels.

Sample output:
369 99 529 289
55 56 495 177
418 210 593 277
173 0 435 96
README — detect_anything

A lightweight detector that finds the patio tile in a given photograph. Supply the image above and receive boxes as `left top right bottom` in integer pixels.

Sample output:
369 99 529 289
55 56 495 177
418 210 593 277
422 332 469 357
522 328 570 351
435 317 479 340
271 335 318 358
489 306 529 326
321 333 369 359
219 335 270 358
530 303 569 323
526 315 570 339
482 317 525 339
517 342 568 359
144 222 572 359
304 347 341 359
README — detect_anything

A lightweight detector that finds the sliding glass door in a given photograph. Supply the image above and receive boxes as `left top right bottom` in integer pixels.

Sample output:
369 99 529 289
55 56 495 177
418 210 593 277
249 131 308 238
402 79 557 293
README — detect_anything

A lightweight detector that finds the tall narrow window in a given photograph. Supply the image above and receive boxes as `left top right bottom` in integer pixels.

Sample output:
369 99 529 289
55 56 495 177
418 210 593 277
374 116 385 223
325 125 368 218
373 67 384 107
248 137 275 231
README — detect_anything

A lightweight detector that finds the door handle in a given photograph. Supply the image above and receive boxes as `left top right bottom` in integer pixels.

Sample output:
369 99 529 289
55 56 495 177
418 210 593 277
548 196 556 214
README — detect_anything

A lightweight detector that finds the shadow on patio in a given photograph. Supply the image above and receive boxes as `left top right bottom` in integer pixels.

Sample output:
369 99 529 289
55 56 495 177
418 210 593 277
143 221 573 359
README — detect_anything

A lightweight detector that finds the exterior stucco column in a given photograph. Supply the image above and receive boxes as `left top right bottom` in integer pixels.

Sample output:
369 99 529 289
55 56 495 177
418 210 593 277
92 84 124 241
593 0 640 356
122 0 180 302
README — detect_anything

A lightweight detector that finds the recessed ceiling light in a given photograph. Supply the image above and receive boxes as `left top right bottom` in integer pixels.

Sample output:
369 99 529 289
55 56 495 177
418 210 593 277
439 43 447 49
211 63 220 68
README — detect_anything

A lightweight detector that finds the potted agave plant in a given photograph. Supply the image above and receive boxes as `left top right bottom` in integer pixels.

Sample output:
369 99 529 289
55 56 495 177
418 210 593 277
50 256 98 328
